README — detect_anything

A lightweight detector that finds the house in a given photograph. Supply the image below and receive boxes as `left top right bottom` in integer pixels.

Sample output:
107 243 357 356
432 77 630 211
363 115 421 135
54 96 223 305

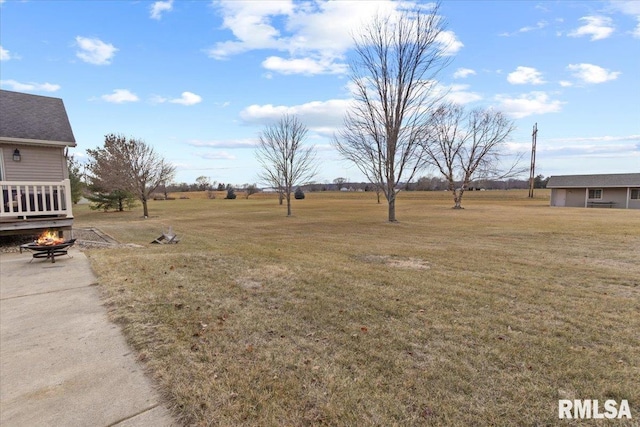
0 90 76 236
547 173 640 209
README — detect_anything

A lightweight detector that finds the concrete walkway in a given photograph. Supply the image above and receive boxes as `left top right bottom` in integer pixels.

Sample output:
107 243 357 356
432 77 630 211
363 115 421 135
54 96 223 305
0 249 177 426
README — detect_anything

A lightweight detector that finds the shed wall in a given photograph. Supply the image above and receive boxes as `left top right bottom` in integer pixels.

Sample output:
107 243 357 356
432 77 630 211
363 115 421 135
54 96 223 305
565 189 586 207
598 188 628 207
550 189 564 206
629 189 640 209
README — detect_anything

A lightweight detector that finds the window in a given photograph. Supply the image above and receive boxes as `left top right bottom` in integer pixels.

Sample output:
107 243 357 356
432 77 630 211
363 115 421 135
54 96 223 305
588 189 602 199
631 189 640 200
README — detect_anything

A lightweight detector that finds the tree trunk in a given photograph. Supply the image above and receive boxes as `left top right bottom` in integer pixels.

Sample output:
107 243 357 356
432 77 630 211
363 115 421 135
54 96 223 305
286 193 292 216
278 191 284 205
453 188 465 209
143 197 149 217
388 196 397 222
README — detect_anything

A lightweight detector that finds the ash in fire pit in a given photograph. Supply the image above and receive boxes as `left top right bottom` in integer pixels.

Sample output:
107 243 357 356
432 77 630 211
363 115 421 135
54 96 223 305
20 230 76 263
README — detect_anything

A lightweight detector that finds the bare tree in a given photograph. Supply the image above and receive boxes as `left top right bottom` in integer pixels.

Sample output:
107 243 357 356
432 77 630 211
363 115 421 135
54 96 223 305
244 184 259 199
333 177 347 189
334 3 450 222
195 176 211 191
424 104 521 208
256 114 318 216
87 133 176 217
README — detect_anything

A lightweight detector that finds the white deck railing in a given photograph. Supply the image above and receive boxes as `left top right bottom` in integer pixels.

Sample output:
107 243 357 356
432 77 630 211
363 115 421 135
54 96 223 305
0 179 73 219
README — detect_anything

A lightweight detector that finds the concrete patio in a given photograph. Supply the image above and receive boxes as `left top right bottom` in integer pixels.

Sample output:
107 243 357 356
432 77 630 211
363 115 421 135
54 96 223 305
0 249 176 426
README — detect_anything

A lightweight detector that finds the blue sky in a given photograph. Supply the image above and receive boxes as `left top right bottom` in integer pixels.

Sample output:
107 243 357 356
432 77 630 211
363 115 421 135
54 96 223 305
1 0 638 186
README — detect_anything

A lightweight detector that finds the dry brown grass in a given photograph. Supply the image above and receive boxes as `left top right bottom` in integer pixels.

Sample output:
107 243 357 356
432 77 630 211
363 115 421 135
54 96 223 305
76 190 640 426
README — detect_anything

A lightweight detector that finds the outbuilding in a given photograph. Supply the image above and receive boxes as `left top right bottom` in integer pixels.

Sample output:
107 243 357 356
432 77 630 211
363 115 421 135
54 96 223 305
547 173 640 209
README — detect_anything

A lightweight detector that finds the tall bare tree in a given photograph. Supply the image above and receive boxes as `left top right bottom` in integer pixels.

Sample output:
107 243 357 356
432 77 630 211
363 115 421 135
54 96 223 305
334 3 450 222
256 114 317 216
87 133 176 217
424 104 520 208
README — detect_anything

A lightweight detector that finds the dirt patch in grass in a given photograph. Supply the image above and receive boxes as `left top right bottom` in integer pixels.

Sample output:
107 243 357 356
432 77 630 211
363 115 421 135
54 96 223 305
235 265 293 290
356 254 431 270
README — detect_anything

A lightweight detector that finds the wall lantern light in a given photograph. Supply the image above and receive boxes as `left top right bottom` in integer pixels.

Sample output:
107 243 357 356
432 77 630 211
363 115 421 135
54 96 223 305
13 149 21 162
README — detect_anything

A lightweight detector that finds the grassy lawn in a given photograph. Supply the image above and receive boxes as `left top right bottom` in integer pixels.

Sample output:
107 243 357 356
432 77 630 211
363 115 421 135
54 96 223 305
76 190 640 426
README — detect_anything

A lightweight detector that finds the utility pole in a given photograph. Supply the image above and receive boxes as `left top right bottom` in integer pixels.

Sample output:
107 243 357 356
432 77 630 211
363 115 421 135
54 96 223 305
528 123 538 198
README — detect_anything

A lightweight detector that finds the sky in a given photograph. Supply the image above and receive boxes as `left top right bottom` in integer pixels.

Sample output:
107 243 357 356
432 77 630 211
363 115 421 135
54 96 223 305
1 0 638 186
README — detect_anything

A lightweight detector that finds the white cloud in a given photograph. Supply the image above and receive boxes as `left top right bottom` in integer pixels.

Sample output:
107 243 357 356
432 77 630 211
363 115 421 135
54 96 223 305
507 66 545 85
0 79 60 92
240 99 350 134
500 20 548 37
540 134 640 158
548 134 640 144
607 1 640 37
453 68 476 79
187 139 256 149
208 1 461 75
425 81 482 105
567 63 621 84
1 45 12 61
608 1 640 15
169 91 202 106
518 20 548 33
436 30 464 56
101 89 139 103
150 0 173 20
262 56 347 75
207 1 294 59
75 36 117 65
443 84 482 105
150 95 168 104
201 151 236 161
559 80 573 87
151 92 203 105
568 16 614 41
494 91 563 119
286 1 386 55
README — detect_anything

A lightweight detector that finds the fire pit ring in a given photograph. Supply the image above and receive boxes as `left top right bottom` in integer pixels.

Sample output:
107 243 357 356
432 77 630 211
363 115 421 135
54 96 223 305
20 239 76 263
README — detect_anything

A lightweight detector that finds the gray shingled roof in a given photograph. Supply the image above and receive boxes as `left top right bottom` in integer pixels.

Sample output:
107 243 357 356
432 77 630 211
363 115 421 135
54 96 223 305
547 173 640 188
0 90 76 146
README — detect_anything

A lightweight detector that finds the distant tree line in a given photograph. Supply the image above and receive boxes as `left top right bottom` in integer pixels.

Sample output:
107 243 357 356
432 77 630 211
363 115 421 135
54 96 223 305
136 174 549 197
163 180 259 195
294 174 549 193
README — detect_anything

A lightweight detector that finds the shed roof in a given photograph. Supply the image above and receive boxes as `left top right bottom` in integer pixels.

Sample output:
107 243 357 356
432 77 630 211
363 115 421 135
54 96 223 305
0 90 76 146
547 173 640 188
